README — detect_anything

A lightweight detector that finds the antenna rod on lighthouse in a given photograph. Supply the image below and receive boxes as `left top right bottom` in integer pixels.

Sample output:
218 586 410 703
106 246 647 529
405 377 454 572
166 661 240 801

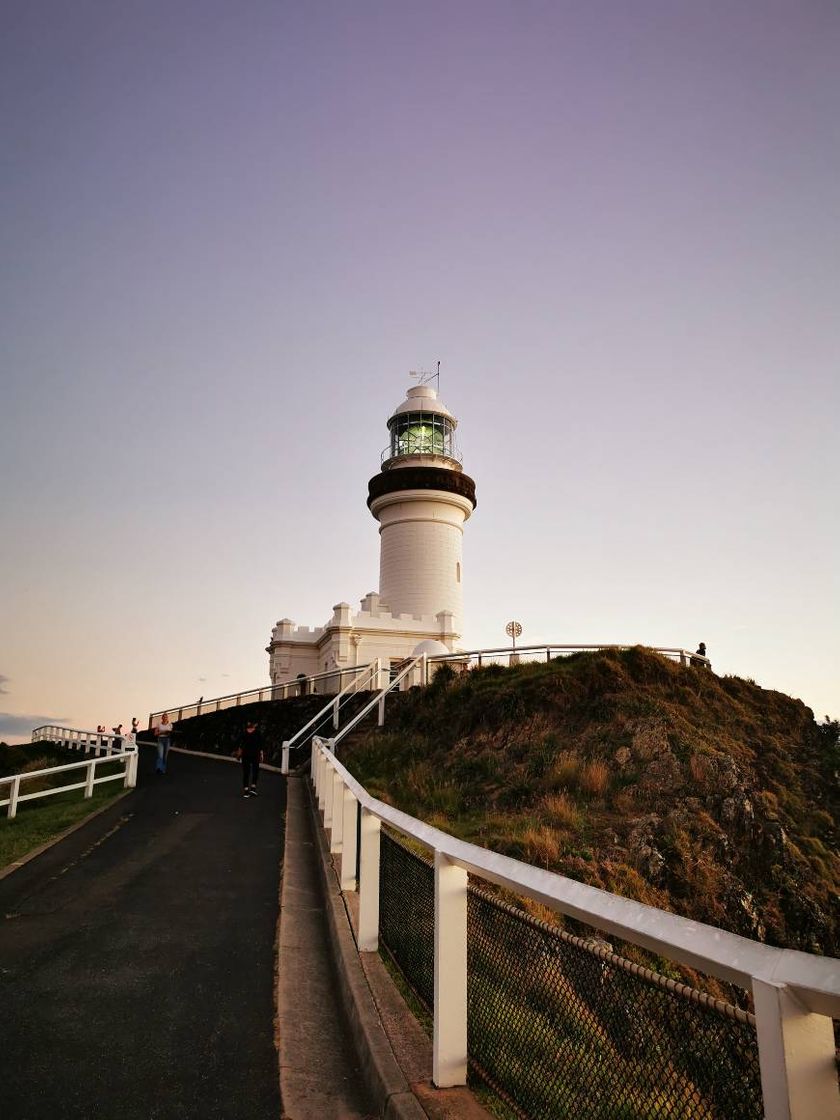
436 360 440 390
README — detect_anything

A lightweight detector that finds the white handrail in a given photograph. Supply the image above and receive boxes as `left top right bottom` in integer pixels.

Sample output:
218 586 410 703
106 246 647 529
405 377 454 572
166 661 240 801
149 644 710 731
311 736 840 1115
330 656 423 751
280 659 384 774
149 662 374 727
429 643 711 669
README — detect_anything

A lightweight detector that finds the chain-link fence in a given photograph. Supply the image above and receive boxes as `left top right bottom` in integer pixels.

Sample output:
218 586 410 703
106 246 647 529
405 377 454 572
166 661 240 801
379 831 764 1119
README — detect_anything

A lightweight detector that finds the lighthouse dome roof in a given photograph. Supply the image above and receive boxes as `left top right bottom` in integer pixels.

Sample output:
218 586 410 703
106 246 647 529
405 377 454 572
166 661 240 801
389 385 456 426
412 639 452 657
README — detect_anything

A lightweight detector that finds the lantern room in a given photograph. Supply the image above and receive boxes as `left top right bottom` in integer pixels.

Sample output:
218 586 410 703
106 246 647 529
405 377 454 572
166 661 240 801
384 385 460 467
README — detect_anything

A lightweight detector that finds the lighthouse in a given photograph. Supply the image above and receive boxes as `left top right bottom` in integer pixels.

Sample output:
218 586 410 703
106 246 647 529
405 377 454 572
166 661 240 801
368 383 477 637
267 375 477 684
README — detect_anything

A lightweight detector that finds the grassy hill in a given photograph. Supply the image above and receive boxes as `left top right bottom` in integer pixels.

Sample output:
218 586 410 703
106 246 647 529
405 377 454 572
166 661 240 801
339 647 840 957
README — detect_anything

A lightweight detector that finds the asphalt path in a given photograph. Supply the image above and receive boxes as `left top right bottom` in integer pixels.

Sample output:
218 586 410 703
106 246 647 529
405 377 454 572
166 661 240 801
0 747 285 1120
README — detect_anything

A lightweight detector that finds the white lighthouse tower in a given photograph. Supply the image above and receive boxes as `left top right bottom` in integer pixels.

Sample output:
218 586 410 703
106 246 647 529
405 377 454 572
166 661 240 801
267 375 477 684
368 382 477 638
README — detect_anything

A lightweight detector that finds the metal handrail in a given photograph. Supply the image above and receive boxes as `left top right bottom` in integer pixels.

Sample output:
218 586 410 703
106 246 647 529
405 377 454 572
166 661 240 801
380 445 463 466
149 643 710 732
280 660 382 774
311 736 840 1112
429 643 711 669
313 735 840 997
148 663 373 727
330 656 423 751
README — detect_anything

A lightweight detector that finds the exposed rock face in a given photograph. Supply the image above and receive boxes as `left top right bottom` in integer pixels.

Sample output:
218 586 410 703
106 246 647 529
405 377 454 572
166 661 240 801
627 816 667 883
614 746 631 768
627 718 670 759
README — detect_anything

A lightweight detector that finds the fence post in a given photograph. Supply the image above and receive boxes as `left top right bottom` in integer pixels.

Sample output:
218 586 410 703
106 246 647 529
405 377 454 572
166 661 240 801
753 979 840 1120
9 775 21 819
84 761 96 799
374 657 390 691
433 851 469 1087
311 740 318 782
281 740 291 775
317 752 327 812
126 751 138 789
340 789 358 891
324 761 336 830
330 771 344 853
332 697 340 730
358 808 381 951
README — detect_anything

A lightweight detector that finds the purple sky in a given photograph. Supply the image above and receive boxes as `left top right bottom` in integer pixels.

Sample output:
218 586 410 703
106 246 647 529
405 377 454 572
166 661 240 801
2 2 838 741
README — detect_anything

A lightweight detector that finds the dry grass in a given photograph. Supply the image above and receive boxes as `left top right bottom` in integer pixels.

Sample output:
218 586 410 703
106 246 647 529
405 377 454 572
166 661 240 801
578 760 610 797
520 825 561 867
547 750 581 788
609 789 638 814
689 753 711 784
520 897 564 927
540 791 583 831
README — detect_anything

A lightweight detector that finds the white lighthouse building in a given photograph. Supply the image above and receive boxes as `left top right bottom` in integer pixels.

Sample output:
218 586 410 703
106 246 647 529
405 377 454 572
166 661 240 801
267 379 477 685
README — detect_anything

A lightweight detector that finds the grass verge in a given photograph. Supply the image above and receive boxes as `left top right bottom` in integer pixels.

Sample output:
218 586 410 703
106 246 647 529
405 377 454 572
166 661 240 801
0 782 129 871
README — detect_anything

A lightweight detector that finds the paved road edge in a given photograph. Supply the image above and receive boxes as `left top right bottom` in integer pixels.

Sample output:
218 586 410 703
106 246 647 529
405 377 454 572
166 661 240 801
0 789 132 881
288 771 427 1120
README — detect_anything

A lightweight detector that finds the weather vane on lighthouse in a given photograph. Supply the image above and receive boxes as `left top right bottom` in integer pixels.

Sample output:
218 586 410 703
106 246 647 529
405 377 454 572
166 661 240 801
409 361 441 391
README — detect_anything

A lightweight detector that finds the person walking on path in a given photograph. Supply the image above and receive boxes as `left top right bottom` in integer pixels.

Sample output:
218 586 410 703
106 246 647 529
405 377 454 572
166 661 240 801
239 719 264 798
154 712 173 774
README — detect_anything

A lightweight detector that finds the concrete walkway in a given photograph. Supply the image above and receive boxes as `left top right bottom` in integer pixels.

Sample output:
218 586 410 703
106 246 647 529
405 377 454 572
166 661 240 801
0 747 375 1120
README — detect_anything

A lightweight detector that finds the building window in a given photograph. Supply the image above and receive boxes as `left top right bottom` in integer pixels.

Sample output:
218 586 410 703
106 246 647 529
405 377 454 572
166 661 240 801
456 561 461 583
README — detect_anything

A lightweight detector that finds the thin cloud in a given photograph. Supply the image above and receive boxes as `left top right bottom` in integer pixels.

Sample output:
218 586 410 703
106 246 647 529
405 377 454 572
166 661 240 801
0 675 9 694
0 712 65 738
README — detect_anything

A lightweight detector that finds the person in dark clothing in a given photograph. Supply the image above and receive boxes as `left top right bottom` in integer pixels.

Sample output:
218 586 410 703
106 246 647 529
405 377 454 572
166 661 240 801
239 719 264 798
690 642 708 668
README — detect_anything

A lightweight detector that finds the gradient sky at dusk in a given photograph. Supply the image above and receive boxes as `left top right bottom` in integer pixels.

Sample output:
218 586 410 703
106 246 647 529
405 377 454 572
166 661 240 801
2 2 838 742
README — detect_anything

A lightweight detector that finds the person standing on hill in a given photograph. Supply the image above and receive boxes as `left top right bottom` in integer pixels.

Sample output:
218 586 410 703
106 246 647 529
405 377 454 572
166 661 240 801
239 719 264 798
154 712 173 774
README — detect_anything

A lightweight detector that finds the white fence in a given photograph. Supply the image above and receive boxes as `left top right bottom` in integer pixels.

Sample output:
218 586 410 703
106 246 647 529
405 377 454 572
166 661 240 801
311 736 840 1118
32 724 127 755
2 726 139 819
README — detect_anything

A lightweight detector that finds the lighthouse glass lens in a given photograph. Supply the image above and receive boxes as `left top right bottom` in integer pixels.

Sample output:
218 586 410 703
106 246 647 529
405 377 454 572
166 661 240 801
392 413 453 458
